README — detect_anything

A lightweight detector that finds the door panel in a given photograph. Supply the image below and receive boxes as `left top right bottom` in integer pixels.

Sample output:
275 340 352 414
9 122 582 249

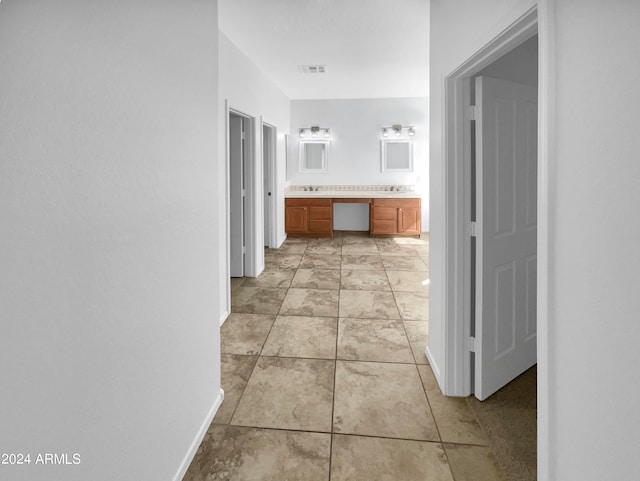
475 76 537 400
229 115 244 277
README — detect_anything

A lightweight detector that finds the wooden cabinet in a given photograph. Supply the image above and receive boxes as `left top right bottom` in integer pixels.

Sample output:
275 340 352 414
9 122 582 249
285 198 333 237
285 196 420 237
370 198 421 236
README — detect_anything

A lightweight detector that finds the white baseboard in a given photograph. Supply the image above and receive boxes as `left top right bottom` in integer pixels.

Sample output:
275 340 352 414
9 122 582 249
172 388 224 481
219 309 230 327
425 346 445 392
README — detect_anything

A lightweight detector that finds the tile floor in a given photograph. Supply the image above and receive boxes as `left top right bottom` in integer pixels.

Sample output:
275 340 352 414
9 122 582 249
183 231 507 481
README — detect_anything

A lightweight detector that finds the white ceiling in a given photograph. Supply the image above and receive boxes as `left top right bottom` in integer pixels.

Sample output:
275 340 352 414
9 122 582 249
219 0 429 100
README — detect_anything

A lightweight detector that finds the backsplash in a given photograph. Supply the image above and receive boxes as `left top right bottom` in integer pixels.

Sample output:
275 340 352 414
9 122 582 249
286 184 415 193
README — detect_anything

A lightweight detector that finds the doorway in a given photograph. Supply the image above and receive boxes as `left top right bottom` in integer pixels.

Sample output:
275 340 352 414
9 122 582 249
440 6 539 398
262 122 277 249
471 36 539 400
228 109 258 278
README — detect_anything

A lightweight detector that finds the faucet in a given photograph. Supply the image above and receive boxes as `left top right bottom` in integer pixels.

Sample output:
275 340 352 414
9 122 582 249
390 186 395 191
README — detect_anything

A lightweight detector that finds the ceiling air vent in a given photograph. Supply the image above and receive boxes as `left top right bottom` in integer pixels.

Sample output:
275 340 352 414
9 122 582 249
298 65 326 74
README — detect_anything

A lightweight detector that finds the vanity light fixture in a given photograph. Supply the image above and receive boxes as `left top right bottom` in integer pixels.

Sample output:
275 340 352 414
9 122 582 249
299 126 331 139
381 124 416 138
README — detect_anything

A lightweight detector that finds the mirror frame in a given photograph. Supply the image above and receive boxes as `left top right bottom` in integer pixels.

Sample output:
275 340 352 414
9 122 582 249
299 139 330 173
381 139 414 172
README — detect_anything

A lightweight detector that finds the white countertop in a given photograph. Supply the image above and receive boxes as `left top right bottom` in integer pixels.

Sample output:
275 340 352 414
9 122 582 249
285 190 421 199
285 185 421 199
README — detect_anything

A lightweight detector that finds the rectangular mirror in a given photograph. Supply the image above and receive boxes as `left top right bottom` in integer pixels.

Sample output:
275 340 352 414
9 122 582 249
300 140 329 172
381 139 413 172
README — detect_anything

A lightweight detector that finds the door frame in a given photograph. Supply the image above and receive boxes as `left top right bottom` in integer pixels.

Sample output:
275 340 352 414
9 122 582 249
226 105 262 279
441 5 538 396
440 3 552 478
262 119 278 249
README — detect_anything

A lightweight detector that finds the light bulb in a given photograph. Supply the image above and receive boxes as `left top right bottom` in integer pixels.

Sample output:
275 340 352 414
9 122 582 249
408 127 415 136
382 128 388 137
299 129 305 138
324 129 330 138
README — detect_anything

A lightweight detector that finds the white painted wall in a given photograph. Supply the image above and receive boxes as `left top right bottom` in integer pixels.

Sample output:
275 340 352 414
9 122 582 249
290 98 429 230
218 33 291 313
545 1 640 479
0 2 221 481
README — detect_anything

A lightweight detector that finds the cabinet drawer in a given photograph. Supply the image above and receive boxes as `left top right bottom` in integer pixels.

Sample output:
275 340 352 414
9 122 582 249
372 198 420 209
286 198 332 207
308 206 332 220
373 206 397 221
371 219 397 234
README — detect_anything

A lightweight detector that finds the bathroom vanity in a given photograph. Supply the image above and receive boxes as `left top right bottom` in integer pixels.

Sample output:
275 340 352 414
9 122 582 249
285 186 421 237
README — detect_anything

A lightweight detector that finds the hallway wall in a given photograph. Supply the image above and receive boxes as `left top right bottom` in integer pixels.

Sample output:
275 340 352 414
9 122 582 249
546 1 640 478
0 2 221 480
218 32 291 313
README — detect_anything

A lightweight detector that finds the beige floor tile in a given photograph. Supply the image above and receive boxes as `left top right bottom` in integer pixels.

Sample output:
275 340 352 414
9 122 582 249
330 435 453 481
269 242 308 254
308 237 342 247
333 361 439 440
340 269 390 291
381 255 429 271
214 355 258 424
341 254 384 270
279 288 339 317
337 318 414 363
444 444 506 481
262 315 337 359
387 270 431 293
231 287 288 315
376 236 429 246
183 425 330 481
291 268 341 289
418 365 489 445
341 234 376 245
341 243 380 255
221 313 275 355
241 268 296 288
404 320 430 364
264 253 303 269
395 291 429 321
305 244 342 256
230 277 245 292
299 253 342 269
232 357 335 432
377 244 423 256
339 289 400 319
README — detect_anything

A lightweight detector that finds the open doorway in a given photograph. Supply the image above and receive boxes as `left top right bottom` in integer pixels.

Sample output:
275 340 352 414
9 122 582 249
441 9 539 480
228 109 258 278
262 122 277 249
471 35 539 400
440 6 538 398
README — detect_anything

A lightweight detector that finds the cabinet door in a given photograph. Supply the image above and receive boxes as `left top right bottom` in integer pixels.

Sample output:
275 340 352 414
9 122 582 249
286 206 308 233
398 208 420 235
371 206 398 234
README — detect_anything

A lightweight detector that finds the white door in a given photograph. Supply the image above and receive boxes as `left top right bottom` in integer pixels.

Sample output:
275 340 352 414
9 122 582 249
262 122 276 248
474 76 537 400
229 114 245 277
